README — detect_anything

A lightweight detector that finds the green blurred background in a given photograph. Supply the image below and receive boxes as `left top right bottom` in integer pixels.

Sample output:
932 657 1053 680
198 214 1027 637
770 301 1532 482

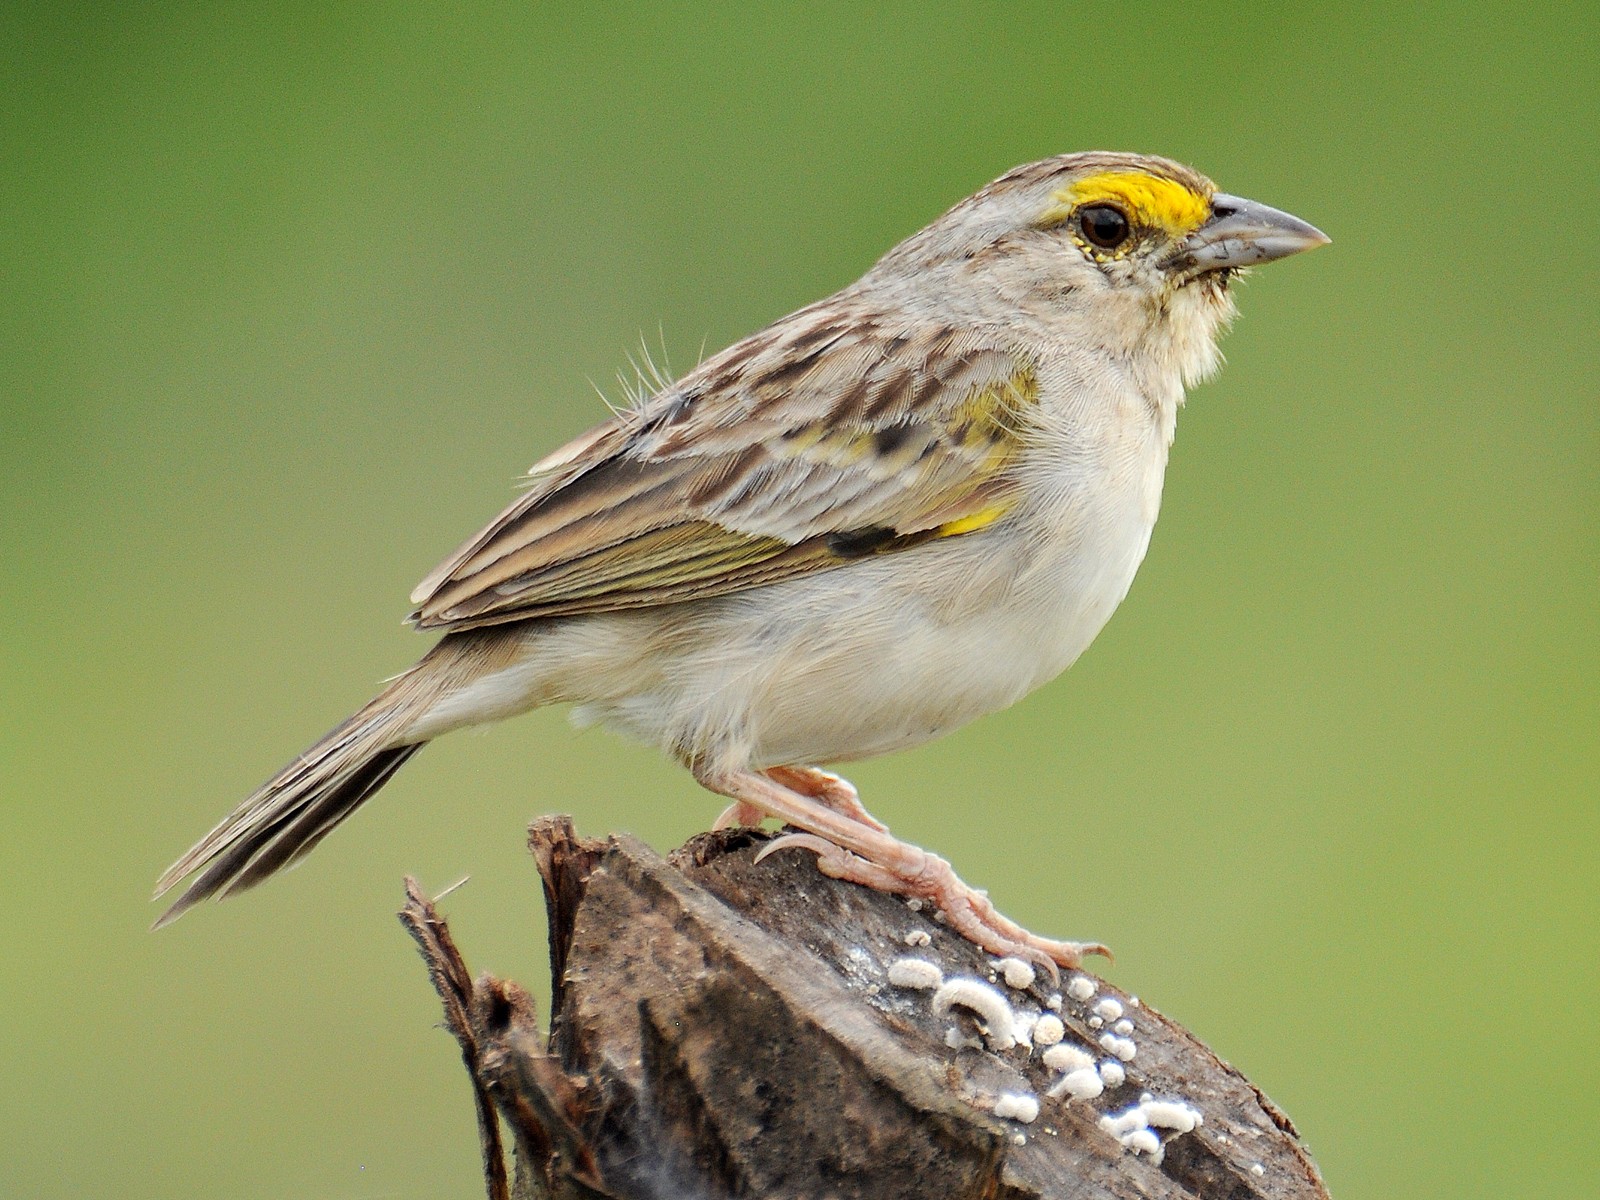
4 3 1595 1196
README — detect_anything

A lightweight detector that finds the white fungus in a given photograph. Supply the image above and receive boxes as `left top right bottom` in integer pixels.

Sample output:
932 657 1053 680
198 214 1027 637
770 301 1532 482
903 929 932 947
1099 1107 1149 1138
931 977 1017 1051
1088 1016 1104 1030
1112 1018 1134 1036
906 898 924 912
1032 1014 1065 1046
1251 1163 1266 1177
1098 1033 1137 1061
993 1092 1041 1123
1047 1067 1104 1101
1140 1099 1203 1133
1046 992 1063 1012
1042 1043 1094 1073
1066 975 1096 1002
1098 1060 1126 1088
996 957 1036 990
1122 1128 1163 1159
1092 997 1124 1022
887 957 943 990
1099 1097 1205 1164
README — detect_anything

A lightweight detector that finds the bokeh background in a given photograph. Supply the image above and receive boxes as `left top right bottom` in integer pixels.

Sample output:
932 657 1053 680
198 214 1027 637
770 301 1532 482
4 3 1595 1197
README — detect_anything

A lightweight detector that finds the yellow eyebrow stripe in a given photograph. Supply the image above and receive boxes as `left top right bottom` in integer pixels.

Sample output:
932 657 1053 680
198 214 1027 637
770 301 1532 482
1041 171 1213 238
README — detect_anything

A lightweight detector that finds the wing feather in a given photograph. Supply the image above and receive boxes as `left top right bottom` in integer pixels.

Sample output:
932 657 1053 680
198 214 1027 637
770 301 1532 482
410 305 1038 630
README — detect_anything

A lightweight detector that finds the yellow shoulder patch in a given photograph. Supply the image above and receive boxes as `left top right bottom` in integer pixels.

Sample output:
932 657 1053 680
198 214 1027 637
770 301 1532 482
1041 171 1213 239
936 503 1013 538
950 368 1039 444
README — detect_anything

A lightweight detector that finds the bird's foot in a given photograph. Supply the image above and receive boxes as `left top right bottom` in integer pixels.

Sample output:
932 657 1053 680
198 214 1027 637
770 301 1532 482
756 831 1109 981
697 766 1107 979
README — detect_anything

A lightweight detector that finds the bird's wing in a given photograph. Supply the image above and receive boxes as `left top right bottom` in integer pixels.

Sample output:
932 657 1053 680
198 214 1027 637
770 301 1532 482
409 307 1039 630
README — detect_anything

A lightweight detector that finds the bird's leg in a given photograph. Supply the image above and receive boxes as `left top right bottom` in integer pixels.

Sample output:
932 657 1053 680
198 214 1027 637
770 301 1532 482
713 765 888 832
694 766 1109 977
764 765 889 831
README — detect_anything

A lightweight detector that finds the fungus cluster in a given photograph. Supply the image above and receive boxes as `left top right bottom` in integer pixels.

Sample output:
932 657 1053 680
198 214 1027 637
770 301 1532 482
872 917 1211 1166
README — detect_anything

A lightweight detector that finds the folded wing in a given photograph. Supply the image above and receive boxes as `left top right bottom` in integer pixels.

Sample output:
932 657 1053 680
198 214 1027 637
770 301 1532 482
410 306 1039 631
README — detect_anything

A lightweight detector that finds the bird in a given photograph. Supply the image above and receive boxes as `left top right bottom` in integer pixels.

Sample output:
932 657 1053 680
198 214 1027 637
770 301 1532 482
155 151 1327 970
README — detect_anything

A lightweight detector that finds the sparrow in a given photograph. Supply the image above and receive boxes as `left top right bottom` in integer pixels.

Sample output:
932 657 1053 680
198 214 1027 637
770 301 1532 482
156 151 1327 971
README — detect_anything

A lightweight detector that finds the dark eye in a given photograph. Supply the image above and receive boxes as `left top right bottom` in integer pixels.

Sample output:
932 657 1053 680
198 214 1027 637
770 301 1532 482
1079 204 1131 250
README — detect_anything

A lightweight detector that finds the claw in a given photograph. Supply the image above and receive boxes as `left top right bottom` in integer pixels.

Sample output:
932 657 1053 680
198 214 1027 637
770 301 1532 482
1010 945 1062 985
714 800 767 831
752 831 838 866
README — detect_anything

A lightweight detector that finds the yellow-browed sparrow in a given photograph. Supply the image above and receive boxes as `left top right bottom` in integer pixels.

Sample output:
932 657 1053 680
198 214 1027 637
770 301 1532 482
157 152 1326 969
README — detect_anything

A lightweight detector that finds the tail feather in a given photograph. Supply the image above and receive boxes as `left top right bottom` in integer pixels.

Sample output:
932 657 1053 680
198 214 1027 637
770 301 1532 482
159 743 423 927
153 699 424 928
259 743 421 878
155 628 531 928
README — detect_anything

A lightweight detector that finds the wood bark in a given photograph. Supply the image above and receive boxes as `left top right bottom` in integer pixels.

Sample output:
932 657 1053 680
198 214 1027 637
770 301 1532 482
400 818 1331 1200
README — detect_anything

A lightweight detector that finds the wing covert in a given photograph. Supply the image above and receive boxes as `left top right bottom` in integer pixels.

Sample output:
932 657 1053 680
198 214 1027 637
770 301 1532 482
410 310 1038 631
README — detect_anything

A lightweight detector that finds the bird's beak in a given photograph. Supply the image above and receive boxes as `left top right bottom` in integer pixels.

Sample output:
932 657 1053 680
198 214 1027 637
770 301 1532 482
1175 193 1330 273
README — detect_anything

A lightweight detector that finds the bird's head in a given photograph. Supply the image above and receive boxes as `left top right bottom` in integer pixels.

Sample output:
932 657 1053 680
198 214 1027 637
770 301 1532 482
871 151 1329 389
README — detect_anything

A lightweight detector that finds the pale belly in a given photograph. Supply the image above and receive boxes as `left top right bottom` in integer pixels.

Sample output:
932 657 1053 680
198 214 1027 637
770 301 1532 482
571 463 1161 770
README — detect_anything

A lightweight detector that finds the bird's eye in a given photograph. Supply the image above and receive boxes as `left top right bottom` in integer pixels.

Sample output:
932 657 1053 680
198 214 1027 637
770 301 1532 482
1079 204 1131 250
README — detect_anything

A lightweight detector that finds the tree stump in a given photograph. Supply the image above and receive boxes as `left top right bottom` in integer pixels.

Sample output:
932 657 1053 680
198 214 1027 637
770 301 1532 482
399 817 1331 1200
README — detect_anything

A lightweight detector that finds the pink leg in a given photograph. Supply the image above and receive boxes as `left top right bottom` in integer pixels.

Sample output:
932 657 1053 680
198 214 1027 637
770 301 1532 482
714 765 889 833
764 766 889 832
695 766 1109 978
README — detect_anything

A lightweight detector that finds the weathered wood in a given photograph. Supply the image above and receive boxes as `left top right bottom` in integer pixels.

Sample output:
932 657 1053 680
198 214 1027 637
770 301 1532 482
398 876 514 1200
403 818 1331 1199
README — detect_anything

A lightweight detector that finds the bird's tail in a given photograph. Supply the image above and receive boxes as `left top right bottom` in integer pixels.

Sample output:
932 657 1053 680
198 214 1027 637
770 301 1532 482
153 632 518 928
